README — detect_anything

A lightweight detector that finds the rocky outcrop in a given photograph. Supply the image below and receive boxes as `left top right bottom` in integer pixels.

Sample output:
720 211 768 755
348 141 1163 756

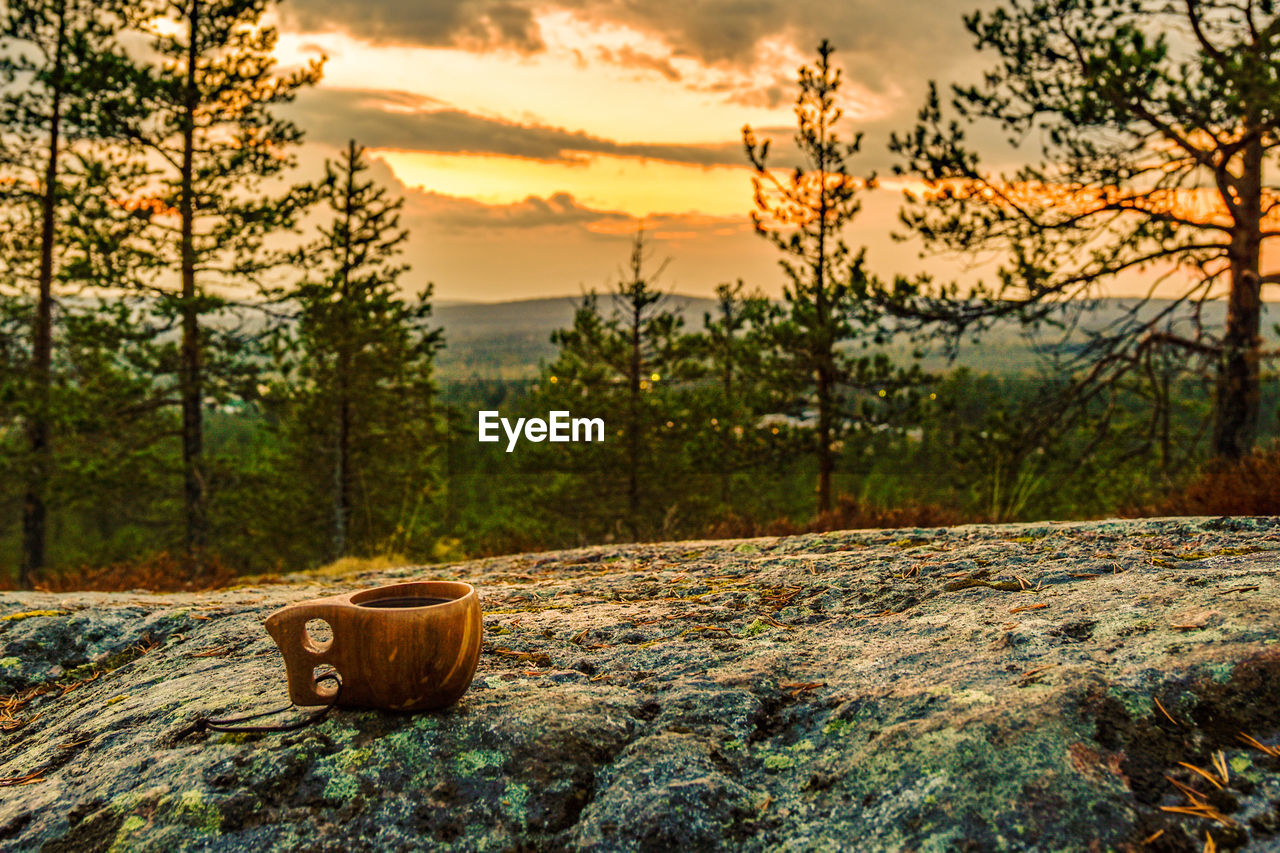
2 517 1280 852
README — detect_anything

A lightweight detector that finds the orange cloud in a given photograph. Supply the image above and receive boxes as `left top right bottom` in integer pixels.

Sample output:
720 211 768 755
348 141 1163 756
914 178 1280 231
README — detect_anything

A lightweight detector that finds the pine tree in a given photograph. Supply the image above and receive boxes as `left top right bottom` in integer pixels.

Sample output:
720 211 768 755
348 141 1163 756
0 0 146 584
539 229 697 539
886 0 1280 461
123 0 322 571
0 289 27 527
268 141 442 562
697 280 774 506
0 206 176 575
743 41 914 514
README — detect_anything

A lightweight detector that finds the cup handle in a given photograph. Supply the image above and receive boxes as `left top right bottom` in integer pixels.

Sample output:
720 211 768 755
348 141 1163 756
264 602 342 706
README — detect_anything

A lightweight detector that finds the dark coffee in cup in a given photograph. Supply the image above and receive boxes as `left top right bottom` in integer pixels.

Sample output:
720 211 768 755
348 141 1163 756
357 596 452 609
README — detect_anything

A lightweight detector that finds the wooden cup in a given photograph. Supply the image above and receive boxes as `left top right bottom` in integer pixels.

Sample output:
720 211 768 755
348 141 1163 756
264 580 482 711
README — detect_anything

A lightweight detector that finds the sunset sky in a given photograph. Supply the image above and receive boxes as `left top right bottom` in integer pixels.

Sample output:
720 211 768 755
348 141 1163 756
267 0 1021 302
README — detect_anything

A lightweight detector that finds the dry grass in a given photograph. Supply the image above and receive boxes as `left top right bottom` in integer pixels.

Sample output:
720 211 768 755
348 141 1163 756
1140 441 1280 517
286 553 412 580
0 552 242 593
0 551 420 594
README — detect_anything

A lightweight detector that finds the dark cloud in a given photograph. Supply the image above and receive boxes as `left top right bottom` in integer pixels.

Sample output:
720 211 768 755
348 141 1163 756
568 0 988 92
713 74 792 109
297 41 332 56
400 186 755 240
596 45 682 81
408 190 631 230
283 88 748 166
279 0 995 95
279 0 544 52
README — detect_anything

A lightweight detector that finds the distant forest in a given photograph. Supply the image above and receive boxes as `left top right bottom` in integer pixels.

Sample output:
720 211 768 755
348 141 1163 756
2 0 1279 589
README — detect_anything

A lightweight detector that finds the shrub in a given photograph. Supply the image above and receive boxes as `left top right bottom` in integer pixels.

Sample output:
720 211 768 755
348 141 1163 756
1142 442 1280 517
7 552 243 593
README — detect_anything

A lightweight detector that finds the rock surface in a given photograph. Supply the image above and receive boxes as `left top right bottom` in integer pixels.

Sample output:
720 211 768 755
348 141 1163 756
3 517 1280 852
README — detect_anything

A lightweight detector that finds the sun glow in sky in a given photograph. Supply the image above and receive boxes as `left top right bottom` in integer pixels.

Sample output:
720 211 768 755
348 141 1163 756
371 150 754 218
266 1 1222 302
274 11 893 145
270 12 856 298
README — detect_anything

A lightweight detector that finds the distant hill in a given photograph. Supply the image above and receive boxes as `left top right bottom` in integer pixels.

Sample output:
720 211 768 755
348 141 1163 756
435 294 720 380
433 295 1280 381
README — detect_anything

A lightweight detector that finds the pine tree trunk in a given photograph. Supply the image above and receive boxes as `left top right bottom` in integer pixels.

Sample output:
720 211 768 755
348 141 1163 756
1212 139 1263 461
719 357 732 506
333 388 350 559
179 0 207 571
1213 272 1261 461
627 300 641 540
813 105 834 516
21 1 68 587
332 140 357 558
443 406 455 529
1159 366 1171 472
814 205 833 515
815 361 832 514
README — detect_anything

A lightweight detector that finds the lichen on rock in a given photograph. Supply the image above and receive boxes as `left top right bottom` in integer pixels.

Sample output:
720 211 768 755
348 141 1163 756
2 517 1280 851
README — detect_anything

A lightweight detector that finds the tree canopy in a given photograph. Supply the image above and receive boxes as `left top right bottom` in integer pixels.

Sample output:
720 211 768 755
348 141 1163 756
745 40 919 513
887 0 1280 460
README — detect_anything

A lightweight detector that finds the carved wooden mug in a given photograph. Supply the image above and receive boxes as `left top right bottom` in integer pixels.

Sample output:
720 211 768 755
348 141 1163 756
264 580 482 711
